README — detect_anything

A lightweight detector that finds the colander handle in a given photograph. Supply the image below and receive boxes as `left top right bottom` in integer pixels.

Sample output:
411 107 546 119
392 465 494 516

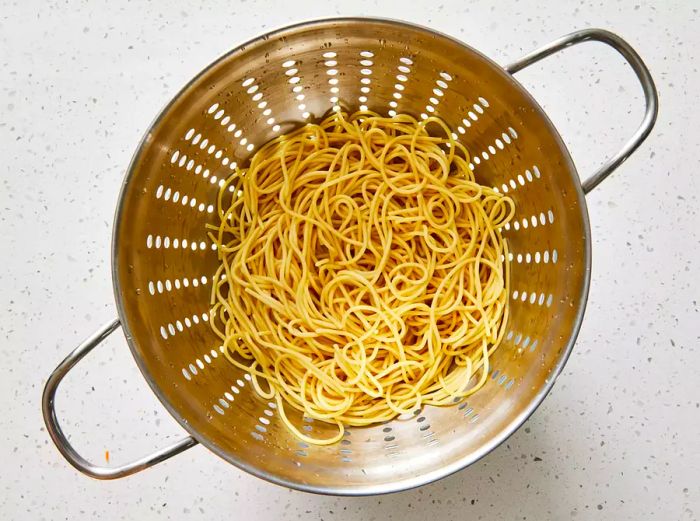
42 319 198 479
505 28 658 193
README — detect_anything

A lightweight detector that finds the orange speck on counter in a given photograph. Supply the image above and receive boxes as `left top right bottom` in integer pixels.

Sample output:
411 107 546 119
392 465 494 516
105 450 110 463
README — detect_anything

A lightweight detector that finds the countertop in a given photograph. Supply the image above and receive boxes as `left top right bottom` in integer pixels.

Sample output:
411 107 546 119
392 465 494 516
2 1 698 519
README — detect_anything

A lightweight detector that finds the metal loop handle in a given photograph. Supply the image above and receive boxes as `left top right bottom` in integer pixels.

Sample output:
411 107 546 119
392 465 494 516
505 28 658 193
42 318 198 479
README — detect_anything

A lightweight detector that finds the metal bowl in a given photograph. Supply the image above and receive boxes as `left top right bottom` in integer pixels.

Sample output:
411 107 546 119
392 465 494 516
43 18 657 495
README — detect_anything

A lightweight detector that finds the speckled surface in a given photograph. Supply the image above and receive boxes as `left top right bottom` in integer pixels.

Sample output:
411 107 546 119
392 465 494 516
1 0 699 519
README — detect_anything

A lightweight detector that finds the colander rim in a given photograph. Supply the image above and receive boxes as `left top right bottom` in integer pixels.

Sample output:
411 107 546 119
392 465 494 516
110 15 591 496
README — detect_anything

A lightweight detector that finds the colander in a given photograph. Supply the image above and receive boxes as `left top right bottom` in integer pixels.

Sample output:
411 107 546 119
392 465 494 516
42 18 657 495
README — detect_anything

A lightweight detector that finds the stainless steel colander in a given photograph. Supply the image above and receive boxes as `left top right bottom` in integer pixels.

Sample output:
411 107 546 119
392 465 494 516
42 18 657 495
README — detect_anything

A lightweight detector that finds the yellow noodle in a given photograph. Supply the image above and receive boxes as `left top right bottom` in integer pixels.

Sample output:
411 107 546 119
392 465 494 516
208 110 514 445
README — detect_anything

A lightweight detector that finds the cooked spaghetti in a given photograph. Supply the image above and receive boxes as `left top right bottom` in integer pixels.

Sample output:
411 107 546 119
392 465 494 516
208 110 514 444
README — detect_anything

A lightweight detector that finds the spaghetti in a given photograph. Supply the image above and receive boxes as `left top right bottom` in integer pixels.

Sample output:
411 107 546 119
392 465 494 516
208 110 515 444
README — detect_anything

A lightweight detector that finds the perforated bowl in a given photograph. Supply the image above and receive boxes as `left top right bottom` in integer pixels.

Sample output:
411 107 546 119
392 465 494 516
42 18 657 495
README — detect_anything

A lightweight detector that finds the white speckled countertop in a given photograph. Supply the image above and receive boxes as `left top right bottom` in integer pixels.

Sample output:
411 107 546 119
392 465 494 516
2 0 699 519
